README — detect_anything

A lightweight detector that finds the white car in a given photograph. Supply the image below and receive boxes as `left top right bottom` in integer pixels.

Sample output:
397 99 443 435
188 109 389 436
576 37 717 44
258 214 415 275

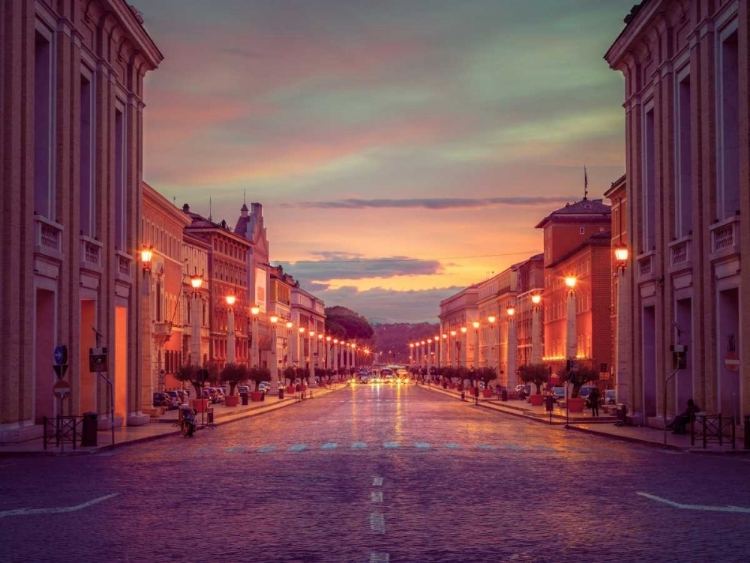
258 381 272 394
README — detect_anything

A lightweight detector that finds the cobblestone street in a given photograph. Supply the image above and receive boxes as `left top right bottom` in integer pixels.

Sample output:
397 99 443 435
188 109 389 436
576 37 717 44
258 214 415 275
2 384 749 562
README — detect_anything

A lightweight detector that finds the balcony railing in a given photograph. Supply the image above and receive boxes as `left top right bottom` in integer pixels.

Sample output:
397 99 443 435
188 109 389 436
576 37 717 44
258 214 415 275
80 236 102 271
34 215 64 259
637 251 655 282
668 236 692 273
710 215 741 260
116 251 132 281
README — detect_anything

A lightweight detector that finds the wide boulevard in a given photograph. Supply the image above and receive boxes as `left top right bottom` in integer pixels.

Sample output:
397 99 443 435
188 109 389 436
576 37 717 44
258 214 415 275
1 384 749 562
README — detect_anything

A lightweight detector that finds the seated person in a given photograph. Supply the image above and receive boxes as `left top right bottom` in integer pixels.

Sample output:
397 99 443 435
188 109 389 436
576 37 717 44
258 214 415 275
669 398 699 434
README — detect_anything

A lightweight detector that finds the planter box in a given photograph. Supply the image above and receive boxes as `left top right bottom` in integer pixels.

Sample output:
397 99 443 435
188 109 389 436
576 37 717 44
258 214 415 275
250 391 264 402
482 389 494 398
529 394 544 406
286 386 296 394
225 395 239 407
568 397 585 413
191 399 209 413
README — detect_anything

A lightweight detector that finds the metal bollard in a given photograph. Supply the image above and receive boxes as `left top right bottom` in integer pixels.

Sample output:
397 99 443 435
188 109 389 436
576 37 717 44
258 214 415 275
744 415 750 450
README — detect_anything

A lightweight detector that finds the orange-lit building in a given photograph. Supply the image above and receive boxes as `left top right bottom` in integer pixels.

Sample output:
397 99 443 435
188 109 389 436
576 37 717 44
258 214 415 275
0 1 162 441
141 183 191 400
536 199 612 379
606 0 749 429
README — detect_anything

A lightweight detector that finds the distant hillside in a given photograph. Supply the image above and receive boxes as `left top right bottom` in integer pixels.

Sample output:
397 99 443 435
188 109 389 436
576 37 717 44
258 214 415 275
372 322 439 364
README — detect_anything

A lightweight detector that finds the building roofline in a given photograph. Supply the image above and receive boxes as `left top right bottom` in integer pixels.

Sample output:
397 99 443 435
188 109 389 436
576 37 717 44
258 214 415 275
546 231 613 268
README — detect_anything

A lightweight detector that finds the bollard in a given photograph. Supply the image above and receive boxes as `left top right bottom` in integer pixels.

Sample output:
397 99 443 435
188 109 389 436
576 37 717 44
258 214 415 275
744 415 750 450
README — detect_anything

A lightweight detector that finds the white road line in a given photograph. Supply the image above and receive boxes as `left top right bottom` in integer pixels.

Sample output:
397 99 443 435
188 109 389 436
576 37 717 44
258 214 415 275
370 552 390 562
373 477 383 486
0 493 120 519
370 512 386 533
637 492 750 514
371 491 383 503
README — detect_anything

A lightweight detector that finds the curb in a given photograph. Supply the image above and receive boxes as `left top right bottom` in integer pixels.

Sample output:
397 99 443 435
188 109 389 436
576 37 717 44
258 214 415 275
0 386 341 457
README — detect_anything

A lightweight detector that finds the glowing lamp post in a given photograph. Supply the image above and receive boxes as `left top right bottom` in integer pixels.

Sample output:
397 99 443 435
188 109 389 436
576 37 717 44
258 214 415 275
614 244 630 405
506 305 517 390
460 326 467 367
531 294 542 364
565 277 577 360
269 315 279 388
189 273 203 367
472 321 480 369
487 315 496 374
226 294 237 365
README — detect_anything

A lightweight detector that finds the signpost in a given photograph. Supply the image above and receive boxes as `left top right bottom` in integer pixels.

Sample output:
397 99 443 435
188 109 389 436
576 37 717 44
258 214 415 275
725 353 740 372
53 345 70 452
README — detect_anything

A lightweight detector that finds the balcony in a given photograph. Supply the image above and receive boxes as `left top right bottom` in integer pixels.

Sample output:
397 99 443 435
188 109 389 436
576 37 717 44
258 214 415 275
33 215 64 260
668 236 692 274
710 215 741 262
152 321 173 345
80 236 103 272
637 251 656 283
116 251 132 282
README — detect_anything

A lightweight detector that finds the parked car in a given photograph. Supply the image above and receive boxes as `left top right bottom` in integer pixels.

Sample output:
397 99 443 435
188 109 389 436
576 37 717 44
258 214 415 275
258 381 271 394
214 388 226 402
552 386 566 400
152 392 170 408
236 385 250 396
604 389 616 405
380 368 394 378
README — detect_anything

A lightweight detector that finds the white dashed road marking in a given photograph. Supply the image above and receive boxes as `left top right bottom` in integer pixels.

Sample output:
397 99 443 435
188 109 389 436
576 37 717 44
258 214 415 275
370 513 386 533
370 552 390 562
321 442 338 450
0 493 120 519
351 442 368 449
637 492 750 514
373 477 383 487
383 441 399 448
371 491 383 503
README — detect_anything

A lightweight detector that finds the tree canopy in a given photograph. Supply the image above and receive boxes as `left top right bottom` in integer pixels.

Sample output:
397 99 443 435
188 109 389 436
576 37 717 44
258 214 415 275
325 306 374 341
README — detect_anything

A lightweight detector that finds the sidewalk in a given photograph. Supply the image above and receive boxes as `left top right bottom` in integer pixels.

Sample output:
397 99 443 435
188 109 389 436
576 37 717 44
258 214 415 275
422 382 749 454
0 384 341 456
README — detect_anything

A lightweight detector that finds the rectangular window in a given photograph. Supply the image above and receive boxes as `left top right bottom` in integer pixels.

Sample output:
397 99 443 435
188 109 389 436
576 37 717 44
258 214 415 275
643 107 656 252
115 106 125 250
34 30 53 218
718 29 739 218
675 73 692 236
80 74 94 236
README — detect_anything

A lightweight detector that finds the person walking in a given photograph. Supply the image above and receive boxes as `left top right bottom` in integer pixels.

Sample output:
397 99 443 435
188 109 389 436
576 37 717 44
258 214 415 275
587 388 600 417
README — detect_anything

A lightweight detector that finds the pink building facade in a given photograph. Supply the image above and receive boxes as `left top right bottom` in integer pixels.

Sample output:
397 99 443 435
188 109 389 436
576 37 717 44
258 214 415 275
0 1 162 441
606 0 749 429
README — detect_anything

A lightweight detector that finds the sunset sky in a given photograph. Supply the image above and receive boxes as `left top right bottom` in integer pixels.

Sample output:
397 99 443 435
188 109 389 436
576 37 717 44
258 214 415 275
139 0 632 323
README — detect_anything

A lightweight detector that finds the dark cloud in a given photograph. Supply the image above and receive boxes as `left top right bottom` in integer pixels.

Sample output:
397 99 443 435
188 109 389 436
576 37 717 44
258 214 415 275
279 254 442 283
285 196 577 210
309 285 464 324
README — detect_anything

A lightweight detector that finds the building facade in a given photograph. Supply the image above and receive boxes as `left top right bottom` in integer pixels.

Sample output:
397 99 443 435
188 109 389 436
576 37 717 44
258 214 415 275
536 199 612 377
606 0 749 429
604 175 629 404
0 0 162 442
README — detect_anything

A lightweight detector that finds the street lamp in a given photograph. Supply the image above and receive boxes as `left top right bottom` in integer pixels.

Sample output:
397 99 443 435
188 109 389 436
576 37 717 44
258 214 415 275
270 315 279 388
460 326 467 367
441 333 448 367
298 326 305 369
565 277 577 360
326 336 332 373
472 321 480 368
450 330 457 367
614 245 629 275
250 305 260 368
140 245 153 275
318 333 324 384
506 305 517 390
226 293 236 364
531 294 543 364
189 272 203 367
308 330 315 385
487 315 496 373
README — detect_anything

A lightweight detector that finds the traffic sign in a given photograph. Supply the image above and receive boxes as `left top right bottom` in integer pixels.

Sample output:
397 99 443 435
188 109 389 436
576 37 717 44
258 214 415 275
54 345 68 366
724 353 740 372
53 364 69 380
53 380 71 399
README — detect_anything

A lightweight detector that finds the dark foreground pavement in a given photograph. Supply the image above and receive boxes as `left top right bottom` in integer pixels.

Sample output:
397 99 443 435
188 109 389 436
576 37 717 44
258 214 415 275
1 384 749 563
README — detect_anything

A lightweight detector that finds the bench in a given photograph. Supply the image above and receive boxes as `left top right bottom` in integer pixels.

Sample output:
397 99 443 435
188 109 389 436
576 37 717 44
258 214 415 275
690 413 735 449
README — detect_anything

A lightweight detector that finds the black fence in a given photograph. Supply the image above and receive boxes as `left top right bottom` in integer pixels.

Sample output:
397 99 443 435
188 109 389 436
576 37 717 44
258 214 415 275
43 416 80 450
690 414 735 449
